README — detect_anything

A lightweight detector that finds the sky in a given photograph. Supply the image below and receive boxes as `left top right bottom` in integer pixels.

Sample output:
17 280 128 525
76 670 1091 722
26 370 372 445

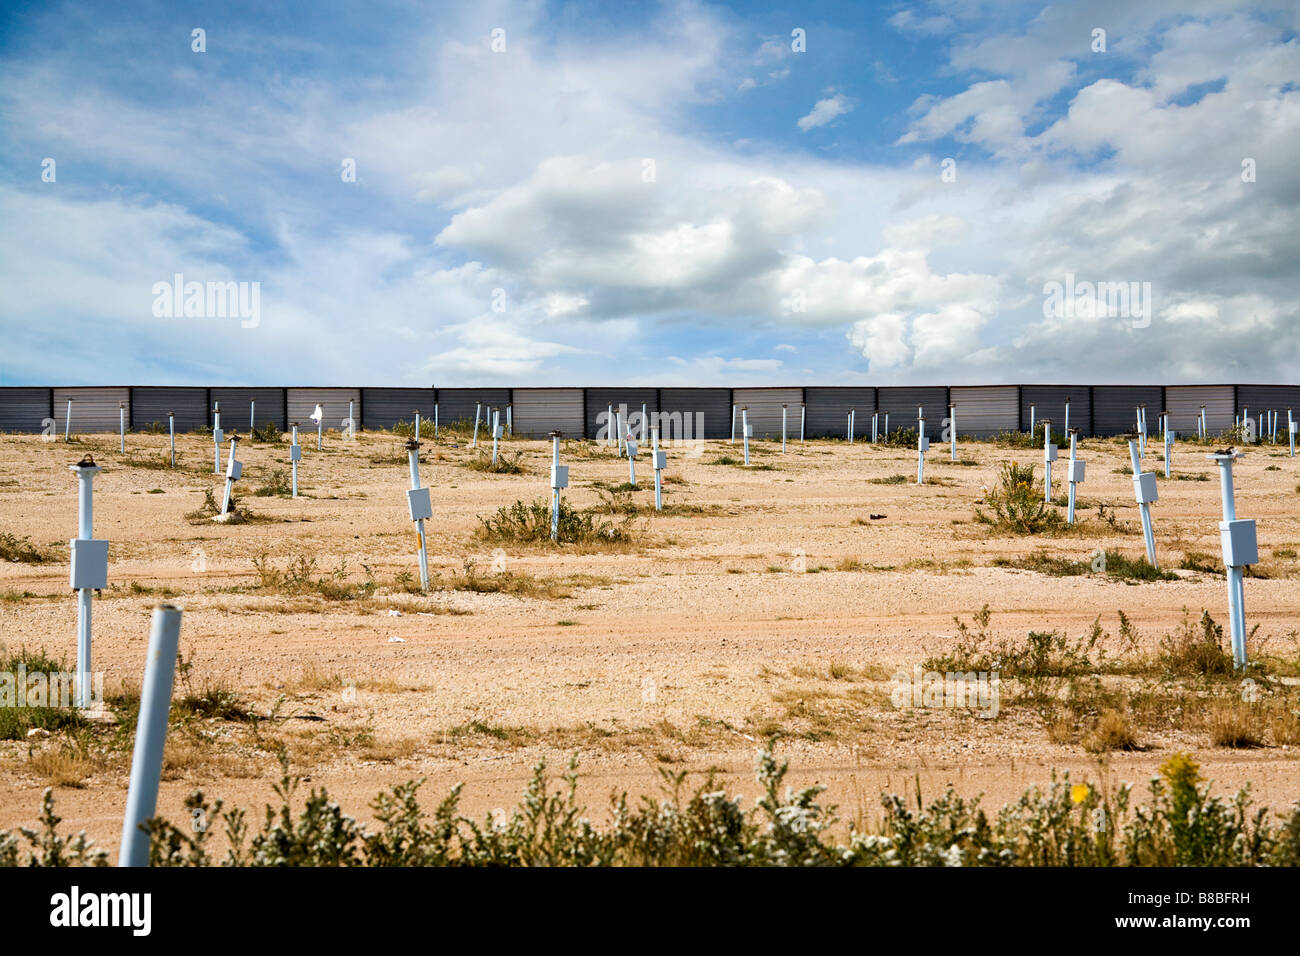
0 0 1297 387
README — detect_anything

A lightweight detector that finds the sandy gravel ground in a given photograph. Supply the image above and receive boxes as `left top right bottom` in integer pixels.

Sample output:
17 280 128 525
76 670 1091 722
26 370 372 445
1 426 1297 854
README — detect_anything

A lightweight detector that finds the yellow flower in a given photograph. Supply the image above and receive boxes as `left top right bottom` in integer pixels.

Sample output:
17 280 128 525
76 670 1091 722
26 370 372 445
1071 784 1090 804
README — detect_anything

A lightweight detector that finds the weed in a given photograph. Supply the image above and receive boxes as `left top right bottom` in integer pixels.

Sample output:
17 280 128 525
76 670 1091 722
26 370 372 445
974 462 1063 534
477 498 636 547
249 422 282 443
1082 709 1140 752
0 646 88 740
464 451 526 474
252 468 293 497
1158 611 1234 679
5 742 1299 866
0 533 50 564
1206 701 1264 748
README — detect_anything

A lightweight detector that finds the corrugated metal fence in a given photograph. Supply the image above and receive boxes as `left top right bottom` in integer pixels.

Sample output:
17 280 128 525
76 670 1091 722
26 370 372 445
4 385 1295 440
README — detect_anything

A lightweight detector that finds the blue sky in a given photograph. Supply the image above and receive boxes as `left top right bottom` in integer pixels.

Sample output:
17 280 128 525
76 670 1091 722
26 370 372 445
1 0 1297 386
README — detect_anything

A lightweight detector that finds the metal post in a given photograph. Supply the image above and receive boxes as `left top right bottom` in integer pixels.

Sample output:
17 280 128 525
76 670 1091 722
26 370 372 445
1164 425 1173 478
213 404 221 473
652 426 663 511
916 419 926 484
949 404 956 462
1289 409 1295 458
250 399 255 431
491 409 500 465
434 403 439 438
1063 398 1070 437
1130 440 1157 567
550 435 561 541
872 412 878 443
1200 405 1207 441
1029 404 1035 436
781 405 787 454
70 457 102 710
64 399 72 442
220 435 239 516
846 410 852 443
1043 420 1053 504
119 403 125 453
414 411 420 440
640 403 647 443
472 403 481 448
741 408 750 465
348 399 355 440
407 439 429 591
1067 429 1078 524
168 412 175 467
291 424 299 497
730 404 737 444
608 404 615 447
1210 453 1250 667
119 604 183 867
800 403 806 443
627 426 637 488
506 404 512 437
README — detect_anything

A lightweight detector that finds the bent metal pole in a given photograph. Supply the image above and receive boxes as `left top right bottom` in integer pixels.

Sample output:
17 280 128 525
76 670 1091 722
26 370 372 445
1129 439 1158 567
119 604 183 867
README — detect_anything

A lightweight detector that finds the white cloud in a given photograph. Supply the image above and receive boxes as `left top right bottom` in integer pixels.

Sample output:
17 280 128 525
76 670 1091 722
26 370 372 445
797 93 852 131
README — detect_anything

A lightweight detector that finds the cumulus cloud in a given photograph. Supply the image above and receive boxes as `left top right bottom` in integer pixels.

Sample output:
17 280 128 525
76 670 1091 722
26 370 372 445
2 0 1298 388
796 93 853 131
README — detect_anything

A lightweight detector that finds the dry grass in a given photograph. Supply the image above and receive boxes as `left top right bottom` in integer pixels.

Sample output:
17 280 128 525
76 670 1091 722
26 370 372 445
26 738 105 788
1207 700 1265 748
1082 709 1140 752
1268 704 1300 746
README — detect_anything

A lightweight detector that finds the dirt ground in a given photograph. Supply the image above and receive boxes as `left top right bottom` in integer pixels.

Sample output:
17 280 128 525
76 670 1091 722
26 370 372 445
1 425 1298 854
